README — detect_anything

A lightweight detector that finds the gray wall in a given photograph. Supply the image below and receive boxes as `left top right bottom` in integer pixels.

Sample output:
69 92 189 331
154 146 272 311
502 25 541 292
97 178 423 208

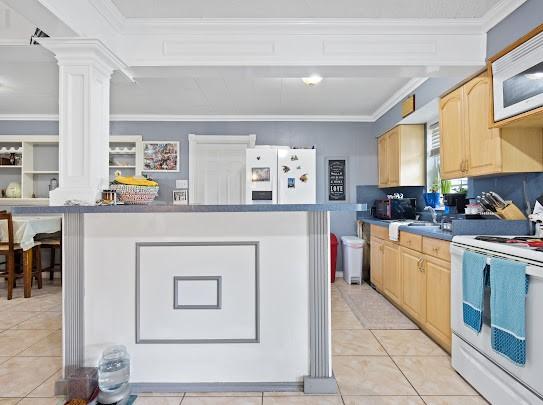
373 77 463 136
0 120 376 269
487 0 543 58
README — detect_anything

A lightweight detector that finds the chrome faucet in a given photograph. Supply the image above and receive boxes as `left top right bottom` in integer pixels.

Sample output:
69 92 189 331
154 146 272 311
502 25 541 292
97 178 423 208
425 206 438 225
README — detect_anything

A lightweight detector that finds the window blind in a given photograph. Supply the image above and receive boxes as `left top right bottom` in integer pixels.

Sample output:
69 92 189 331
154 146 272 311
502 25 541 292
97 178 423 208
429 122 440 157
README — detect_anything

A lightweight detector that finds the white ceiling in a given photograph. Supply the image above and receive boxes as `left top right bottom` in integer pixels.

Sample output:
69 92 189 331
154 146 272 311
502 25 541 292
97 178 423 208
0 45 415 118
111 0 500 19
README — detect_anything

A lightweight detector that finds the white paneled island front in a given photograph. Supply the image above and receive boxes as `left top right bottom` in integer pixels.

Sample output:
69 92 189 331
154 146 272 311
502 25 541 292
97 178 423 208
12 204 363 394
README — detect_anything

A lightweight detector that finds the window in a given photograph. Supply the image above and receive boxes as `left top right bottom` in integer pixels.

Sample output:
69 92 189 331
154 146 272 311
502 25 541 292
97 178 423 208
426 121 467 194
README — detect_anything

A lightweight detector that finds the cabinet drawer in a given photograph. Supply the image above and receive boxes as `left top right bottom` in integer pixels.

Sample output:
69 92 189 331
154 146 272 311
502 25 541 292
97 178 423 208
423 237 451 261
371 224 389 240
399 232 422 251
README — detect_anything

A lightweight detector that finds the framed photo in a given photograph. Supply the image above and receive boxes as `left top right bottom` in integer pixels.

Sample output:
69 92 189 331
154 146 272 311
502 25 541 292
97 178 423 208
143 141 180 172
326 156 348 202
172 189 188 205
251 167 270 182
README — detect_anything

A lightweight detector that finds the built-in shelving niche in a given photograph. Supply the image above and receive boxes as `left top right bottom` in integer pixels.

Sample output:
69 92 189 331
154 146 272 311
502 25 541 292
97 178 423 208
0 135 143 204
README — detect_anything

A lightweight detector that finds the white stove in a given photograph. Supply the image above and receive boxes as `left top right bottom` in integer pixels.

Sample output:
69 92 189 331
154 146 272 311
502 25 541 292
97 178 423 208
451 235 543 405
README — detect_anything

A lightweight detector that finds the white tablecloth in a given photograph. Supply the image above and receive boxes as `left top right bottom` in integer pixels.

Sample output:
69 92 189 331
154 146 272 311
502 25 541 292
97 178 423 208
0 216 62 251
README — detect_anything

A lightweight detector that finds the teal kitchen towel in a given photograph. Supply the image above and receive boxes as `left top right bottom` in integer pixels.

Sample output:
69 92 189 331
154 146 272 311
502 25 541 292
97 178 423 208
462 250 488 333
490 257 529 366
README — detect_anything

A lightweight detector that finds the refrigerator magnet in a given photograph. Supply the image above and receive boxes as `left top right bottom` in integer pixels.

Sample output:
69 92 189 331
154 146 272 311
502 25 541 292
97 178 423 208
288 178 296 188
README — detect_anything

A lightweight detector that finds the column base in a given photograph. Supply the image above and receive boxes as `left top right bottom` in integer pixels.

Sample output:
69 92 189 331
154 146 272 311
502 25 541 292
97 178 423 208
49 187 100 206
303 376 337 394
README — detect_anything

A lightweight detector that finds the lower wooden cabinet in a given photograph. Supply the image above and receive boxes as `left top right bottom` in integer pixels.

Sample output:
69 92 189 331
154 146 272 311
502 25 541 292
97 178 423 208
369 227 452 352
382 241 401 305
424 255 452 352
370 236 384 290
400 247 426 325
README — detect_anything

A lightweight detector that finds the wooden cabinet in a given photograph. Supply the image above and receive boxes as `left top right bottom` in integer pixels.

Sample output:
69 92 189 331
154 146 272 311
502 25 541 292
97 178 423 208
369 227 452 352
440 72 543 180
382 241 401 305
387 127 400 186
400 247 426 324
377 125 425 188
370 236 384 290
377 135 389 186
440 87 466 179
424 255 451 351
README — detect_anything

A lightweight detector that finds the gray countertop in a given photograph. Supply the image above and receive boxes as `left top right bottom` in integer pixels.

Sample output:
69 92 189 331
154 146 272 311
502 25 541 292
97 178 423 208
360 217 453 241
12 203 366 215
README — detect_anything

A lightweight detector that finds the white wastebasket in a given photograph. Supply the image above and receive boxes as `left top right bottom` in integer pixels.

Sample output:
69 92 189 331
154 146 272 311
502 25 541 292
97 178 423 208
341 236 364 285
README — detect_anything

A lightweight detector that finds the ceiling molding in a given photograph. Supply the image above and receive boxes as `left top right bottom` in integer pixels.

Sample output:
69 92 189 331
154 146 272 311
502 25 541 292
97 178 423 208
371 77 428 121
0 114 59 121
108 114 375 122
481 0 527 33
0 114 374 122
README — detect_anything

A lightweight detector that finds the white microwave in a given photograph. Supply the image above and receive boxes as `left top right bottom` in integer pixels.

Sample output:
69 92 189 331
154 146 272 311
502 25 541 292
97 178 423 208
492 29 543 122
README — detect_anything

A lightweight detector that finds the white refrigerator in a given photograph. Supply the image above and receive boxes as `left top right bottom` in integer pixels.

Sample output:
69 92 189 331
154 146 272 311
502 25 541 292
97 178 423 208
246 147 316 204
277 148 316 204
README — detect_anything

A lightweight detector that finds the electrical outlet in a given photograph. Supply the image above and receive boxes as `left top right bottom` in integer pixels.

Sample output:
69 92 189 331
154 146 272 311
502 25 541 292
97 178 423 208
176 180 188 189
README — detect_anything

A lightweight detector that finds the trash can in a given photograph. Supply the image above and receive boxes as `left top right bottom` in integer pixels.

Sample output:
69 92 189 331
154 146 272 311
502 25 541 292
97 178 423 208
341 236 364 285
330 233 338 283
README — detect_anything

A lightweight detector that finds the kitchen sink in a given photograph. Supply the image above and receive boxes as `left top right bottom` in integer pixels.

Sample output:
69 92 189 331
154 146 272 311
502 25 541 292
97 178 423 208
408 221 439 227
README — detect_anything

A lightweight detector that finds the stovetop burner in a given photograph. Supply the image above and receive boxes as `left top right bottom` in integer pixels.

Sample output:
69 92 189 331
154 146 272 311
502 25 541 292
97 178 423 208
474 236 543 251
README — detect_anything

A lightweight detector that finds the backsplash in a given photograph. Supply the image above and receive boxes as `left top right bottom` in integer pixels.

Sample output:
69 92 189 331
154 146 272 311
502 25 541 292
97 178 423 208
468 172 543 215
356 185 426 218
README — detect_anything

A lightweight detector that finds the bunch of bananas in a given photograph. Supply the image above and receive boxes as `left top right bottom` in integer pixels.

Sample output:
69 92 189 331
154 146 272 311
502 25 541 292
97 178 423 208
112 175 158 187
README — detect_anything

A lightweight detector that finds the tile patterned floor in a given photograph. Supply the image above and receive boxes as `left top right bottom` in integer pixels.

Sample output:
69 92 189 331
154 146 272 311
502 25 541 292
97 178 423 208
0 278 486 404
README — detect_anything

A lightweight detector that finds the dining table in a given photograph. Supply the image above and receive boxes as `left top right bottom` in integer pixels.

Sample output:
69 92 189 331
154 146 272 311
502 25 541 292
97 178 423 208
0 215 62 297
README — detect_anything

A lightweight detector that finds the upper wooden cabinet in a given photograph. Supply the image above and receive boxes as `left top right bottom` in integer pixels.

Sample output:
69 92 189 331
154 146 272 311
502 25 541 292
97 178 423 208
377 125 425 188
439 72 543 180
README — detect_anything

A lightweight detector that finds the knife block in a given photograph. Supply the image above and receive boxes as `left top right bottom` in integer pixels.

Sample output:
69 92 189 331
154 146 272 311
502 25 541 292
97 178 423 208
497 204 527 220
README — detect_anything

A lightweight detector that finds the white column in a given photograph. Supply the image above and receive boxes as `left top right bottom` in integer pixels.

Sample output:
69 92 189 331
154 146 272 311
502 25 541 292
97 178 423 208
37 38 127 205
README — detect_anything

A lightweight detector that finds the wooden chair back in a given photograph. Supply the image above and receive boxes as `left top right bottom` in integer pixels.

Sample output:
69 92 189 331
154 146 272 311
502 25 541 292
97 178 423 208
0 212 15 253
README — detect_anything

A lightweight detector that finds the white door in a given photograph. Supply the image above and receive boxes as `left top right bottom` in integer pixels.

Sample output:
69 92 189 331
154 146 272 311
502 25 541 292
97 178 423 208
189 135 256 204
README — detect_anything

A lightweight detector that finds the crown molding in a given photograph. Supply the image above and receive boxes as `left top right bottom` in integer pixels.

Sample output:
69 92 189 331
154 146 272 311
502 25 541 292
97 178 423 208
371 77 428 121
108 114 374 122
481 0 527 33
0 114 374 123
0 114 59 121
96 0 525 35
35 37 134 81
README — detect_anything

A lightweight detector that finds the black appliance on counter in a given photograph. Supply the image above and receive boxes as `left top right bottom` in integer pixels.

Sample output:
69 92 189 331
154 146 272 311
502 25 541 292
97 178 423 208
373 198 417 220
443 193 466 214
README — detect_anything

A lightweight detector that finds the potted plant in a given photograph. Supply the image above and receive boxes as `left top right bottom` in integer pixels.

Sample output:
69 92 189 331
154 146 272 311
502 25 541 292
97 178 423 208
424 177 441 208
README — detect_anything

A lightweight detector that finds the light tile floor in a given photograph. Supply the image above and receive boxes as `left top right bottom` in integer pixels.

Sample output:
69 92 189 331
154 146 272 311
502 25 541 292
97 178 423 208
0 278 486 404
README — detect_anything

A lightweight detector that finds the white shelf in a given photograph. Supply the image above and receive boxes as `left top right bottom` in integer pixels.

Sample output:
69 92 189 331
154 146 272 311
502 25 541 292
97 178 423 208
23 170 59 174
0 147 23 154
0 197 49 206
110 165 136 169
109 148 136 154
0 165 22 168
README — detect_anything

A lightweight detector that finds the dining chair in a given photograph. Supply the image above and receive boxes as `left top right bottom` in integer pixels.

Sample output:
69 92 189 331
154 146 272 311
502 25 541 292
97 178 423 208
40 238 62 281
0 212 43 300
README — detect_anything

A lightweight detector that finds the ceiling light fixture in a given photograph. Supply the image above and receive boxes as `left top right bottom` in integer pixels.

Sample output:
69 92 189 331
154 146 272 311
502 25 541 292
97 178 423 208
302 75 323 86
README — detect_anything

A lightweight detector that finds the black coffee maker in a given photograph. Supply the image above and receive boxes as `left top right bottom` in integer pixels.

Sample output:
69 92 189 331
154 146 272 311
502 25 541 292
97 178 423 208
443 193 466 214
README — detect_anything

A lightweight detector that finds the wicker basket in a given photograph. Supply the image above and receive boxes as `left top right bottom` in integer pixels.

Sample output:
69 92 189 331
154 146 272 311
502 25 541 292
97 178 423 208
110 184 159 205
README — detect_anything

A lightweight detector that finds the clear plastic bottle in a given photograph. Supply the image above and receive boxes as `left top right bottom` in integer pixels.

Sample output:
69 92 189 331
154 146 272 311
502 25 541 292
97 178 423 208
98 345 130 393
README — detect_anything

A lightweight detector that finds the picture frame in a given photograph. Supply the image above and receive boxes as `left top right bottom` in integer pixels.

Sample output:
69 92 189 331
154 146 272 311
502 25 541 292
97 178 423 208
143 141 180 172
325 156 348 202
172 189 189 205
251 167 271 182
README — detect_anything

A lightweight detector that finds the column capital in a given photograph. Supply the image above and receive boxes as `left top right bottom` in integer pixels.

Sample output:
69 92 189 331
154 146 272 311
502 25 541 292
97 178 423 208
36 37 132 80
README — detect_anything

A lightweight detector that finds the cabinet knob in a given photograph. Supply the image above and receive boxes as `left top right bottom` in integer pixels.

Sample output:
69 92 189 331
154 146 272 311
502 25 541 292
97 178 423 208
433 247 440 253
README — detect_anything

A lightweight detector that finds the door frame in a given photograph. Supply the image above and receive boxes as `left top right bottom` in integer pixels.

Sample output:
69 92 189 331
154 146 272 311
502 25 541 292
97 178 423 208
188 134 256 204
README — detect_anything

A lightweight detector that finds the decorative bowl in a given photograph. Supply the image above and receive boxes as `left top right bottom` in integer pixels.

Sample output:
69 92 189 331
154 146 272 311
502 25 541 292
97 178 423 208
110 184 159 205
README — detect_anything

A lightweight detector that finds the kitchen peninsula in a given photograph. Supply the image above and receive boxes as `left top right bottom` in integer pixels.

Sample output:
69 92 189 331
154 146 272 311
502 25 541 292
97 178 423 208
12 203 363 394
